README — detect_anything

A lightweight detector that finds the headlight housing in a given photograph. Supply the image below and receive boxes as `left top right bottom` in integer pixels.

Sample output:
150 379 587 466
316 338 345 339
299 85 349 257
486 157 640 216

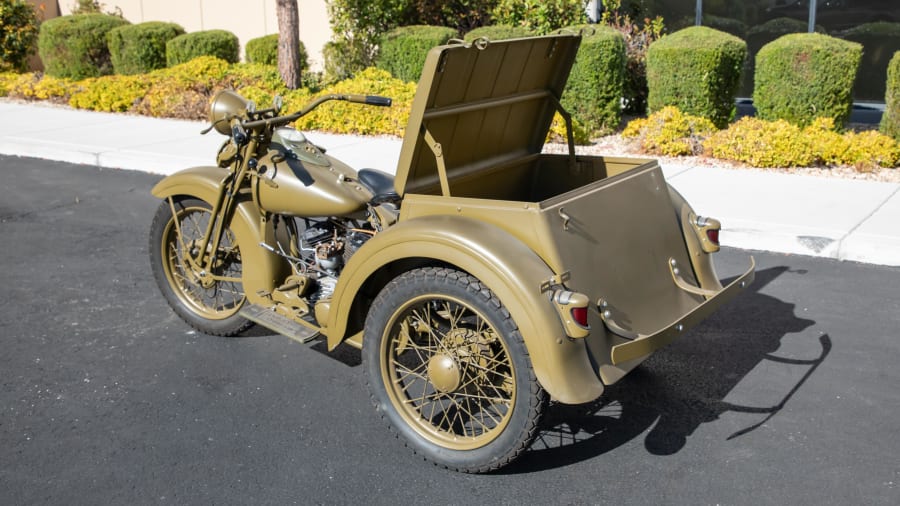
208 90 253 135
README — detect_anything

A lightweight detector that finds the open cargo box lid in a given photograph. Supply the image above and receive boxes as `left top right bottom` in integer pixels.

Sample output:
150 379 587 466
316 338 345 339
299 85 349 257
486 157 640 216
394 33 582 196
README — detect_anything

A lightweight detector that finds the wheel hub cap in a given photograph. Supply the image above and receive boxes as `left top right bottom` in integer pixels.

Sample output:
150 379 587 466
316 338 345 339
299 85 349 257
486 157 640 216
427 354 461 393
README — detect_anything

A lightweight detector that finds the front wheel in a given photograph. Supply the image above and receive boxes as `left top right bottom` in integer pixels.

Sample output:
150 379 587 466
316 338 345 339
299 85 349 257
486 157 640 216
363 267 546 473
149 197 252 336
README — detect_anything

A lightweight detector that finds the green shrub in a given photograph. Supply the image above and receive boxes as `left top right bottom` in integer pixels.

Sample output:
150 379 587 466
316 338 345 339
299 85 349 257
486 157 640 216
375 25 457 82
491 0 586 34
754 33 862 127
0 0 41 72
322 38 370 83
841 22 900 101
622 106 716 156
166 29 239 66
562 24 626 135
107 21 184 75
324 0 496 83
881 51 900 141
463 24 534 42
646 26 746 128
245 33 308 71
742 17 815 96
37 13 129 79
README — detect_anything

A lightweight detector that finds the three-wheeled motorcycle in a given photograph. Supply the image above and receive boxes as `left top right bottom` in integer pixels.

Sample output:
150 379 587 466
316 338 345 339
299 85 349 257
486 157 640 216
149 33 755 472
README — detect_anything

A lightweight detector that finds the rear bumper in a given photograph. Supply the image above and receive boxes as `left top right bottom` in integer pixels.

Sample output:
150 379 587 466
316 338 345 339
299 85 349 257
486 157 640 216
607 256 756 365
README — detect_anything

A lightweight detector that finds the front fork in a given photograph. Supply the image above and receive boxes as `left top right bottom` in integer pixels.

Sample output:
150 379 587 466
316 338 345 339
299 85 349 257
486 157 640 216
172 136 258 282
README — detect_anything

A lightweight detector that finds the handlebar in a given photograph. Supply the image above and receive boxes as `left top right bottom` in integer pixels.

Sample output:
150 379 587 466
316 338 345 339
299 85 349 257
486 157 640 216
241 94 392 131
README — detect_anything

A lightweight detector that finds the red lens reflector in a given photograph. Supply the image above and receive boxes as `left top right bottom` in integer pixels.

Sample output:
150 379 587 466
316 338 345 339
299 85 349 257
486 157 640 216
571 307 588 327
706 228 720 245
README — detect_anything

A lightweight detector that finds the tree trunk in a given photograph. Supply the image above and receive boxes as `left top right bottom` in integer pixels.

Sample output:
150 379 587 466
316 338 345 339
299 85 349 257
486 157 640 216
276 0 301 89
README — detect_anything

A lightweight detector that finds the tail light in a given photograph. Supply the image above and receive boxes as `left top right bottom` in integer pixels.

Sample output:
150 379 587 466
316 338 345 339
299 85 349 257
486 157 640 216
693 215 721 253
570 306 588 327
552 290 590 339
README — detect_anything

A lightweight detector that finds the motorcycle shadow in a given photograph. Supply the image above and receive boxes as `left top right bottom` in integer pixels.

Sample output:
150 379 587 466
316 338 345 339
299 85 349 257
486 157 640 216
501 265 830 474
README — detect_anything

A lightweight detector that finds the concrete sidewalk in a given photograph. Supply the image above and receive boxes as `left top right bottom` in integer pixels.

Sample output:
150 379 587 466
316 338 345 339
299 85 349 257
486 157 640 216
1 99 898 267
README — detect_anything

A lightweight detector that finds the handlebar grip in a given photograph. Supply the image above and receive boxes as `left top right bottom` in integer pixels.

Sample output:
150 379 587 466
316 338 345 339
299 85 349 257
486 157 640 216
346 94 392 107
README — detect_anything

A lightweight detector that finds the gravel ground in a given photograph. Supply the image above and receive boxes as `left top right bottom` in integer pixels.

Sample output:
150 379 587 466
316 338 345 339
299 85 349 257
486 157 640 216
544 134 900 183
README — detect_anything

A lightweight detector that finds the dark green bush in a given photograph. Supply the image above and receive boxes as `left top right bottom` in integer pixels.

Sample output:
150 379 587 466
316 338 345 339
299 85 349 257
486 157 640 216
0 0 41 72
647 26 746 129
671 14 748 39
166 29 239 66
245 33 308 71
841 22 900 101
107 21 184 75
375 25 457 82
37 13 129 79
463 24 533 43
880 51 900 141
562 24 626 135
754 33 862 127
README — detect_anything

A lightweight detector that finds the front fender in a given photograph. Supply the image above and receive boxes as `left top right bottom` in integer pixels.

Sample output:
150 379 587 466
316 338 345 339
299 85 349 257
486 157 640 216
328 215 604 404
150 166 288 300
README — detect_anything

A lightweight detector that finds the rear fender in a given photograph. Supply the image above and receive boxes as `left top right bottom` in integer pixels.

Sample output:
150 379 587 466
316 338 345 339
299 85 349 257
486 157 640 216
328 215 605 404
150 166 288 301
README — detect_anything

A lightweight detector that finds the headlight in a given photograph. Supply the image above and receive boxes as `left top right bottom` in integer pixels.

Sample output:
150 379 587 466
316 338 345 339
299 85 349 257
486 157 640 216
208 90 253 135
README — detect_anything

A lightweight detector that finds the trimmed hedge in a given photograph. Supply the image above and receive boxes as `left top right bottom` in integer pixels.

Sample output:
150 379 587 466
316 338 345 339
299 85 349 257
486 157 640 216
166 29 239 66
742 17 812 97
245 33 309 71
38 13 129 79
646 26 746 128
107 21 184 75
754 33 862 127
881 51 900 141
562 24 626 135
463 24 534 42
841 22 900 101
375 25 457 82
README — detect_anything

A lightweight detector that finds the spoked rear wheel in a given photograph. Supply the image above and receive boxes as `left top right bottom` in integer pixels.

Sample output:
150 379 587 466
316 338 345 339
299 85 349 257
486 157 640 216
364 267 546 473
149 197 252 336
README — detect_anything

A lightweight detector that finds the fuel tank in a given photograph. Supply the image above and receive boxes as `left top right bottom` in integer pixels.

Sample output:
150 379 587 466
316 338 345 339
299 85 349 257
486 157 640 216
254 128 373 217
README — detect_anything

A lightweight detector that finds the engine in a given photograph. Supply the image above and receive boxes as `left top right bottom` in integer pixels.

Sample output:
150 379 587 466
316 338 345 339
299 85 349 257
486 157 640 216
274 217 374 305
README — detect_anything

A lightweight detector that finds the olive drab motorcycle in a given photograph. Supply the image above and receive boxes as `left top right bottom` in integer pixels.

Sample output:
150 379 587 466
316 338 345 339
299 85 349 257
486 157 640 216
149 33 755 473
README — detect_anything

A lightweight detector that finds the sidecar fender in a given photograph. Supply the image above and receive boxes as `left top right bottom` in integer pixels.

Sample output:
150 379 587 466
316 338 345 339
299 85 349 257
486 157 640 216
327 215 605 404
150 166 288 300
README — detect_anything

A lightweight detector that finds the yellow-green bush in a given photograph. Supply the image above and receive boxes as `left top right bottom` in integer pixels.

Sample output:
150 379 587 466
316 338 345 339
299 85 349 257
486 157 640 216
0 72 79 101
547 112 590 145
705 116 900 169
222 63 286 94
839 130 900 171
622 106 716 156
69 75 149 112
294 68 416 136
704 117 815 167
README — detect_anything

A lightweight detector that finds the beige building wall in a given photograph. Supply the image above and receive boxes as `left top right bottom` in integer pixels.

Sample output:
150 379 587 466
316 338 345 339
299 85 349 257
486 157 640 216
56 0 332 70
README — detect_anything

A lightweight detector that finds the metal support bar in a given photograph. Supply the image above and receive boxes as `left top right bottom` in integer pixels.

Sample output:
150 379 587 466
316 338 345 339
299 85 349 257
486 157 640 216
423 128 451 197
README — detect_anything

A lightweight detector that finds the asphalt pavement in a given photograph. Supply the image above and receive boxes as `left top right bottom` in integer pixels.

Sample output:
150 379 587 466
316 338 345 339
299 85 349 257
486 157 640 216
0 99 898 267
1 156 898 504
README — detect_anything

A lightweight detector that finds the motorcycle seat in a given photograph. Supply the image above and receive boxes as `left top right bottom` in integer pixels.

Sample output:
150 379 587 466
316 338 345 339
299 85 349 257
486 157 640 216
358 168 399 204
